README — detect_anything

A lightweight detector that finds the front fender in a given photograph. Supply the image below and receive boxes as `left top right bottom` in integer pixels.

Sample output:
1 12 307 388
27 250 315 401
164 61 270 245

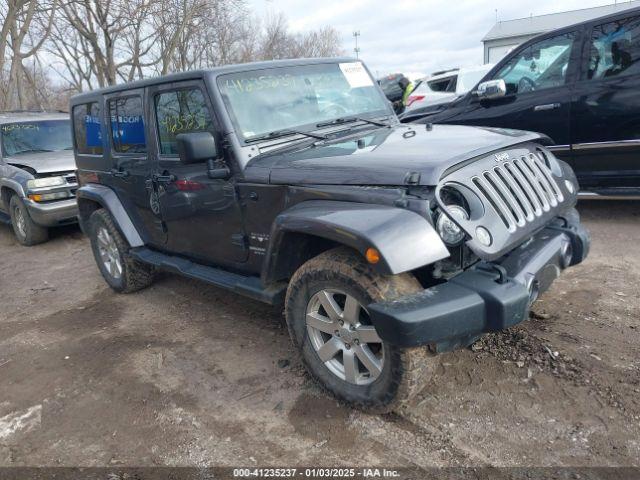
76 184 143 247
266 200 449 277
0 178 27 198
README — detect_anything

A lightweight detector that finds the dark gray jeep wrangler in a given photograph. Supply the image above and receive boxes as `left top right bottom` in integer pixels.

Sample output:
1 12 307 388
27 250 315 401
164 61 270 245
0 112 78 245
71 58 590 412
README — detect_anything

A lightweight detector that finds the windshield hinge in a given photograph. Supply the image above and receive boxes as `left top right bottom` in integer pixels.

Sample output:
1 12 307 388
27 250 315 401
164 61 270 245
404 171 421 185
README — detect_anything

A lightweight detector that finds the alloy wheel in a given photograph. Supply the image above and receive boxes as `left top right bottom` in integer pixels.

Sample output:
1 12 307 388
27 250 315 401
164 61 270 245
306 289 384 385
96 226 123 279
13 205 26 239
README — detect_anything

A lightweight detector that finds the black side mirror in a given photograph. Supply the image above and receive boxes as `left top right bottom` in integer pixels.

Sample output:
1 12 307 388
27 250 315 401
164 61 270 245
176 132 218 165
176 131 230 179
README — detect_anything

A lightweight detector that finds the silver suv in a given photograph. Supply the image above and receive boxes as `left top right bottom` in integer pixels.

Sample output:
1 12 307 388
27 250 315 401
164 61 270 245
0 111 78 245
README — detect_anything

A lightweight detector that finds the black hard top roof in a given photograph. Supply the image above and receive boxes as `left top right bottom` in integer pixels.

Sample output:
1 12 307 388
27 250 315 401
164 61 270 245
70 57 358 104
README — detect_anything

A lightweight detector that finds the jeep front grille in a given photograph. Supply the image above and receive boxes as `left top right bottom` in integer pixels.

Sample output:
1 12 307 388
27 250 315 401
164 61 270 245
470 152 563 232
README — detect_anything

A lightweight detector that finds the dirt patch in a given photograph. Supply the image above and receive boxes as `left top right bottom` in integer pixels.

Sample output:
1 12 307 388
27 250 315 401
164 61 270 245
470 325 586 385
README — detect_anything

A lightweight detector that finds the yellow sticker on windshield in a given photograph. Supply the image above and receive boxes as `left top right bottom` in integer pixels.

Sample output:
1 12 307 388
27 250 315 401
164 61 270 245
339 62 373 88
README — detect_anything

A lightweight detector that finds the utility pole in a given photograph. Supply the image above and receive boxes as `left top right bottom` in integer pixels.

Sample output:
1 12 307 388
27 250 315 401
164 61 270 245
353 31 361 59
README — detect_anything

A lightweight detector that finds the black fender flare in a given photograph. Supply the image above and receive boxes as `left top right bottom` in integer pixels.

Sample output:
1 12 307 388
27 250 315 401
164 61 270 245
263 200 449 280
76 184 144 247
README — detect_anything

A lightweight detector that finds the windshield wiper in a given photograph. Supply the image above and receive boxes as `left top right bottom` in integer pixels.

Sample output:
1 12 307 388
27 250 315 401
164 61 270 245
245 129 327 144
316 116 392 128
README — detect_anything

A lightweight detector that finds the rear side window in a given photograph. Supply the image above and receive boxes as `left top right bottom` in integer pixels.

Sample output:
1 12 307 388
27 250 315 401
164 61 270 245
428 76 457 92
587 16 640 80
72 102 103 155
108 96 146 154
154 88 214 155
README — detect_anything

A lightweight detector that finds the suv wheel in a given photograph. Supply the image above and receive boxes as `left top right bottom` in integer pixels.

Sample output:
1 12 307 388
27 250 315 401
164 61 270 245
285 247 434 413
88 208 155 293
9 195 48 246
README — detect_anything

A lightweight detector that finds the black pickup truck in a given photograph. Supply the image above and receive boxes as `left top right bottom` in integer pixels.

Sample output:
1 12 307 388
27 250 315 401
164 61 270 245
71 58 590 412
402 7 640 197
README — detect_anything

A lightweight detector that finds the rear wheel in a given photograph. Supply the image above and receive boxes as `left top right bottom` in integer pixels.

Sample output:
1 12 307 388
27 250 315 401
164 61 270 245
285 247 434 412
9 195 48 246
88 208 155 293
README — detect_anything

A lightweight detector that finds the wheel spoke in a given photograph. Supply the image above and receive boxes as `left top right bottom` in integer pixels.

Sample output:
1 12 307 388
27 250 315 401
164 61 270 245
306 311 336 334
318 290 341 321
97 229 109 247
356 325 381 344
317 337 342 362
353 344 382 378
342 349 359 384
342 295 360 323
113 256 123 276
104 258 113 275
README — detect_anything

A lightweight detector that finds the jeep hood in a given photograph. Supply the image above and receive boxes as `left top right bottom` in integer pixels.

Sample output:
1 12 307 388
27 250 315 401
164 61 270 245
6 150 76 174
244 124 549 186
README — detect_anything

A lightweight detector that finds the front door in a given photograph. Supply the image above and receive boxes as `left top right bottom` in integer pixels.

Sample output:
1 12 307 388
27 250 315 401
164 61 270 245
147 81 248 266
451 31 579 150
570 13 640 189
104 90 166 247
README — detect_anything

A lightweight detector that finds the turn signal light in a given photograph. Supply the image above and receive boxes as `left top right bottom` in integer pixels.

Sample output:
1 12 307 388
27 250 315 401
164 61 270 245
365 247 380 264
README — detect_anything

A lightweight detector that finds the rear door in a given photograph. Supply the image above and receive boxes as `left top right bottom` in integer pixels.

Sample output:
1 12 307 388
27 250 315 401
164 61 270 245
147 80 248 266
448 31 580 149
104 90 166 247
570 13 640 189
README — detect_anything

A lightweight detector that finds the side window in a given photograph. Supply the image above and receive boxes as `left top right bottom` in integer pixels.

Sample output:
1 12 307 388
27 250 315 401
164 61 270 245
493 32 576 94
155 88 214 155
72 101 103 155
587 16 640 80
108 96 146 154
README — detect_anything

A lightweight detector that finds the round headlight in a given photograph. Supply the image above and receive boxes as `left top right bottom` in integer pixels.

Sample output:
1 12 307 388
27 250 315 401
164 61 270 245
437 205 468 245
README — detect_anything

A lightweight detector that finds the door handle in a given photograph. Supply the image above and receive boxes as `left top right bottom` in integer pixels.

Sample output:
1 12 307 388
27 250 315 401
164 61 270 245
152 173 176 184
111 168 130 178
533 103 561 112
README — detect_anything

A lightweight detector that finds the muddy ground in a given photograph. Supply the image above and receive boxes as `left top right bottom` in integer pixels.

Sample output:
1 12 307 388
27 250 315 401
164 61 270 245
0 200 638 469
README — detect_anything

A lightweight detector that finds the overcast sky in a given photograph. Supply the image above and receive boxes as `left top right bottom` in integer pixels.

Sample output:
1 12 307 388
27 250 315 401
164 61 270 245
248 0 635 78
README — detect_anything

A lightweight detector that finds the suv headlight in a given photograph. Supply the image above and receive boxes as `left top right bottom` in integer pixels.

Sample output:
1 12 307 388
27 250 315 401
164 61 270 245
436 205 468 245
27 176 66 189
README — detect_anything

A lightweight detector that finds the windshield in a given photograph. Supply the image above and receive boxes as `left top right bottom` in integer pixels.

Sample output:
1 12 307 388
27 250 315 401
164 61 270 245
218 62 392 142
1 120 72 157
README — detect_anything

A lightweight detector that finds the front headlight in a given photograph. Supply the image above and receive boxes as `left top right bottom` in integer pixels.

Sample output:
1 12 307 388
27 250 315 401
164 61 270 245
27 176 66 189
436 205 469 245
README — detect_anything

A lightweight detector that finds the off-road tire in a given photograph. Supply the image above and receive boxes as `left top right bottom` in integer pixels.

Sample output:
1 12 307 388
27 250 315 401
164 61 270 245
88 208 155 293
9 195 49 246
285 246 435 413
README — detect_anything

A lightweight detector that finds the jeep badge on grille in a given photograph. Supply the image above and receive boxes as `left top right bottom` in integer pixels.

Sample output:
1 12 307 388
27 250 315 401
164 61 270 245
494 152 510 162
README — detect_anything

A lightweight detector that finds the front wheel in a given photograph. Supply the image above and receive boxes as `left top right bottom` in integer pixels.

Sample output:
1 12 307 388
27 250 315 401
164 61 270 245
9 195 48 246
285 247 434 412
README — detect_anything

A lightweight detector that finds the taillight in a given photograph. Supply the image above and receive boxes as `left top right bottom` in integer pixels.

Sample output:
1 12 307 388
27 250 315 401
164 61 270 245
406 95 425 107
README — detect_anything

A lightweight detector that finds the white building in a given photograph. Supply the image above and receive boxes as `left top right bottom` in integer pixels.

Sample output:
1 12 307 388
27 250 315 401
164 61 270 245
482 1 640 64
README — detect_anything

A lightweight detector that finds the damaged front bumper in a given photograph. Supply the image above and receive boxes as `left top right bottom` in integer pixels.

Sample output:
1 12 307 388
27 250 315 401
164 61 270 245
368 212 590 351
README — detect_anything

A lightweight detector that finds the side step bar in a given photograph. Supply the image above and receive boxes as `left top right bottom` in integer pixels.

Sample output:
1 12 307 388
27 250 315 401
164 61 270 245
129 247 287 306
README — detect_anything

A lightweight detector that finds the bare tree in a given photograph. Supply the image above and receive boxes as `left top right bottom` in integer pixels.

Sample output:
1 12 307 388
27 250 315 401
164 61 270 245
1 0 57 110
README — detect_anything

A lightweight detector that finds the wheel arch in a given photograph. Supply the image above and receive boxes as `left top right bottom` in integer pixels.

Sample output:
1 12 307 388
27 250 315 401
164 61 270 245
262 200 450 284
76 184 144 247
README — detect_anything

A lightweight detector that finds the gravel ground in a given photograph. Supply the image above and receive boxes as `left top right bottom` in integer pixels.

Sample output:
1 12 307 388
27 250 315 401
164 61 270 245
0 200 638 468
